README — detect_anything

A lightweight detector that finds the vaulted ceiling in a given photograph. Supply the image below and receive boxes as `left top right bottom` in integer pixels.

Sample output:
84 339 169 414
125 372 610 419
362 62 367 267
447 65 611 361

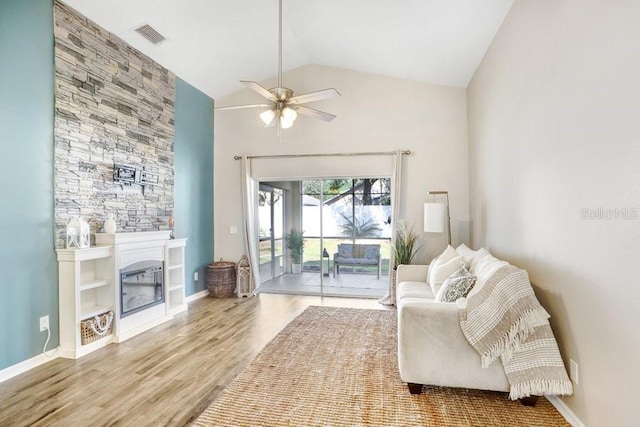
61 0 514 99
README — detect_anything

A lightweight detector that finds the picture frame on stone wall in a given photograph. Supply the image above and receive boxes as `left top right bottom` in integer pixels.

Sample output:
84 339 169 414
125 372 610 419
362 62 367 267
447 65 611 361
140 171 159 185
113 164 137 184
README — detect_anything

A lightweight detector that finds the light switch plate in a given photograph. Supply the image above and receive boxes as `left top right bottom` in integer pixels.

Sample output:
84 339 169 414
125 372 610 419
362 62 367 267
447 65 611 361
570 359 579 384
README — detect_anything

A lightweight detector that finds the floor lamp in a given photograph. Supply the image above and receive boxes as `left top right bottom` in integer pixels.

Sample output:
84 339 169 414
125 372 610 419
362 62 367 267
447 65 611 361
424 191 451 245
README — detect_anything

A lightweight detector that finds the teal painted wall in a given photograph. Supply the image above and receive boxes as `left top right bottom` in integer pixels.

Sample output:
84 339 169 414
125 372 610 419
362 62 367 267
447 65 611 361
0 0 57 370
0 2 213 373
174 78 214 295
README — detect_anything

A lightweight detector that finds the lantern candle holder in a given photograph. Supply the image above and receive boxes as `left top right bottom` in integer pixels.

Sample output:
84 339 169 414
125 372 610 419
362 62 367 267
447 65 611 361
236 255 253 298
66 216 90 248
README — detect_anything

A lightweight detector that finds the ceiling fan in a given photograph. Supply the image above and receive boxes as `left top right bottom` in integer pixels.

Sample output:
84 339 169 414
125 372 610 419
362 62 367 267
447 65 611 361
215 0 340 129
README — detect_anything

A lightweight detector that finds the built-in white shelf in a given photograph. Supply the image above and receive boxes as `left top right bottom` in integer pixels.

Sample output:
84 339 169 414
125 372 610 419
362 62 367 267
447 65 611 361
81 303 112 319
168 284 184 292
80 279 110 292
57 245 115 359
57 234 189 359
165 239 188 315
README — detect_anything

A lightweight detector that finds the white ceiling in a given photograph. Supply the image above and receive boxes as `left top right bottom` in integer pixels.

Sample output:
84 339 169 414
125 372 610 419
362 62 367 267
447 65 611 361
61 0 514 100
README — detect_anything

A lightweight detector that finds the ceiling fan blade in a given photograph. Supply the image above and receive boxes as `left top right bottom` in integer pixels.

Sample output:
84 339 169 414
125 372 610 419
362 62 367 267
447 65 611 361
240 81 277 101
293 105 337 122
215 103 272 111
289 88 341 105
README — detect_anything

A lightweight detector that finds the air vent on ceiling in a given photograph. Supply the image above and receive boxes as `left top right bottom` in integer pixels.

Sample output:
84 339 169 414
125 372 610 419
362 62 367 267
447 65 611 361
135 24 166 44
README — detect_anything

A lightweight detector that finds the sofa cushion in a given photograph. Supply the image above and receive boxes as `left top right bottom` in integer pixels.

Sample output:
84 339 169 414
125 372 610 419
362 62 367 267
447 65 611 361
435 267 477 302
334 257 378 265
398 281 435 300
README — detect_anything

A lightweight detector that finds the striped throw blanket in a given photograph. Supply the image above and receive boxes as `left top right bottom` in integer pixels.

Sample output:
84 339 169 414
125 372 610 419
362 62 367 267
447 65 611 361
458 265 573 399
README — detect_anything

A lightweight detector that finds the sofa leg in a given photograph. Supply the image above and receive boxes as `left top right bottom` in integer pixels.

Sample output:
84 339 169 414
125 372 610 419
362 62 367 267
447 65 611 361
407 383 423 394
519 396 539 407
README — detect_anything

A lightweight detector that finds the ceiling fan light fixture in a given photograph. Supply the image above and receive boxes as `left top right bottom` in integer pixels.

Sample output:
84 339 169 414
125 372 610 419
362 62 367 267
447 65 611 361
214 0 339 130
281 106 297 122
260 109 276 125
280 117 294 129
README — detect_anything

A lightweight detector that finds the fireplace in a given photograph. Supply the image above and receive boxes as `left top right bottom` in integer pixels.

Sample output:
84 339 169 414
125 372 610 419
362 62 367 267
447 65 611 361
120 260 164 318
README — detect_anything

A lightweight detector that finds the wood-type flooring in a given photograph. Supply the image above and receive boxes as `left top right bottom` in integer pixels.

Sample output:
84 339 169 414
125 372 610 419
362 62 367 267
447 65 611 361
0 294 387 426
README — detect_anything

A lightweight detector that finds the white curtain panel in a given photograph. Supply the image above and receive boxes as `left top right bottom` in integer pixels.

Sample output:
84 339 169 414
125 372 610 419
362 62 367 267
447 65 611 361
378 150 403 306
241 155 261 293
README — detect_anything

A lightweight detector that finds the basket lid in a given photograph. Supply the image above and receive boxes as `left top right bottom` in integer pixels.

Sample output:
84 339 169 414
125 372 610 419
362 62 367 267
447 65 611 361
209 258 236 268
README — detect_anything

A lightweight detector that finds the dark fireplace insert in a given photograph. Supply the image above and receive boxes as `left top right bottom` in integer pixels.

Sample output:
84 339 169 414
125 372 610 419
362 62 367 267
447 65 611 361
120 260 164 317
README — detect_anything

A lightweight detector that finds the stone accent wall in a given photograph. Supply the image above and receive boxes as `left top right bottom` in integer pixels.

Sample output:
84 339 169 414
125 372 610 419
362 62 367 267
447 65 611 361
53 1 175 247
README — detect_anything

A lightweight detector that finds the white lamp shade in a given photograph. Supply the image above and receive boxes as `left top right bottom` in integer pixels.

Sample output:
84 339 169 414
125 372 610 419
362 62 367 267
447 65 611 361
424 203 446 233
281 106 297 122
259 109 276 125
280 117 294 129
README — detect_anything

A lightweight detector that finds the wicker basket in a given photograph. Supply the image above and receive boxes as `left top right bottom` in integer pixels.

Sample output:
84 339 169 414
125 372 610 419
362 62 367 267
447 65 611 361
207 259 237 297
80 311 114 345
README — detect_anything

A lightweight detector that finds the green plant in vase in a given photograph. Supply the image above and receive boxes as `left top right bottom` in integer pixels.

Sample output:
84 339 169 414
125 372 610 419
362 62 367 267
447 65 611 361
391 220 422 273
284 229 305 273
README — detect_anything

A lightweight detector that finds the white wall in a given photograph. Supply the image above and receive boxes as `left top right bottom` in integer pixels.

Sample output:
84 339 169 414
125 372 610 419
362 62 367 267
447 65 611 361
214 64 469 265
467 1 640 425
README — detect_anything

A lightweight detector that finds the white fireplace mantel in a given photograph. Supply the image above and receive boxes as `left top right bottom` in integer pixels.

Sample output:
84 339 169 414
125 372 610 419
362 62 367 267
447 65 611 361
95 230 172 245
57 231 187 359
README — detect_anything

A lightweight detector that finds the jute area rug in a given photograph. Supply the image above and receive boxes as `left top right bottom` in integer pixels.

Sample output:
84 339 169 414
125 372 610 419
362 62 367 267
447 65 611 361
193 306 569 426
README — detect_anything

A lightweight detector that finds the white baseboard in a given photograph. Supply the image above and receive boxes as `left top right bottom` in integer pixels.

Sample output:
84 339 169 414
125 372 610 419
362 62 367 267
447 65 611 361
547 395 585 427
186 289 209 303
1 292 209 383
0 349 59 384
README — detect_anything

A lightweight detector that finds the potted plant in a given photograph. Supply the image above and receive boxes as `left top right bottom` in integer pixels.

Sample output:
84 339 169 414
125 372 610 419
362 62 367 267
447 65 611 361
284 228 305 274
391 221 421 285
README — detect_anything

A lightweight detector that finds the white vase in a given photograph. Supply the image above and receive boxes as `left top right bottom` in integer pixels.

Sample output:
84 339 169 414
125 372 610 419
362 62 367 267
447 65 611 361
292 263 302 274
104 214 117 234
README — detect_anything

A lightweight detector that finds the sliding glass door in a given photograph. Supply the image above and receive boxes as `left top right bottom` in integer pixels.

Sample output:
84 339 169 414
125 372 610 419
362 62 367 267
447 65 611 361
257 178 391 298
301 178 391 297
258 185 284 282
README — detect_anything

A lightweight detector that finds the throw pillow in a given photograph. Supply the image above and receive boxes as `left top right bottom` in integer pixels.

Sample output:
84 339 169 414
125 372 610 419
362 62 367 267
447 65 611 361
426 255 439 285
470 247 491 274
338 245 352 258
456 243 479 266
364 245 379 259
467 254 508 298
429 255 463 295
435 267 477 302
427 245 458 286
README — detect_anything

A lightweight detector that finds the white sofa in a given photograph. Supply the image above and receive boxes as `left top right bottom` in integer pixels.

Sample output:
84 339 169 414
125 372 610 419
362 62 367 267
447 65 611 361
396 262 510 395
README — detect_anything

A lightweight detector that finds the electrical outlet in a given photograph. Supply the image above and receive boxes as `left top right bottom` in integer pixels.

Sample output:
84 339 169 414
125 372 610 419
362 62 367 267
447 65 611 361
39 316 49 332
570 359 579 384
194 271 199 281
